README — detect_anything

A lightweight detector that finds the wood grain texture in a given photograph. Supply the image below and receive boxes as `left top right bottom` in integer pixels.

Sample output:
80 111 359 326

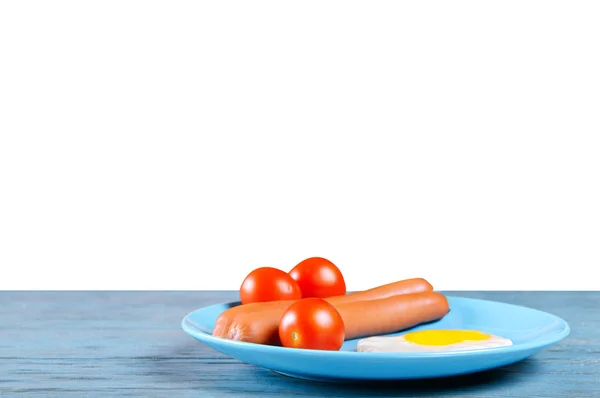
0 291 598 397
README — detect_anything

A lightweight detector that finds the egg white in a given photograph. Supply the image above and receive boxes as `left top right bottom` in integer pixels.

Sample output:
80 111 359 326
357 333 513 353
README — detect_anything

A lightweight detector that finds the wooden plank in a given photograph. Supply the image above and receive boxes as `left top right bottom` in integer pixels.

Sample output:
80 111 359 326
0 291 598 397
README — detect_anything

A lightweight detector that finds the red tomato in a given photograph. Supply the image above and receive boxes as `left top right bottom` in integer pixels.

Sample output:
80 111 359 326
279 298 345 351
239 267 302 305
289 257 346 298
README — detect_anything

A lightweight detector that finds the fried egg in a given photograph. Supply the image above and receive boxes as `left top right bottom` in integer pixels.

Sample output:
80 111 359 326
357 329 512 353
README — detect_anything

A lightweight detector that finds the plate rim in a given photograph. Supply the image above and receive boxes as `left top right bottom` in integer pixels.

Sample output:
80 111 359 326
181 295 570 359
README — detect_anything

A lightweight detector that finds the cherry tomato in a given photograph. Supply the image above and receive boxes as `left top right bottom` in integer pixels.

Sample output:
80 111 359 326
279 298 345 350
239 267 302 305
289 257 346 298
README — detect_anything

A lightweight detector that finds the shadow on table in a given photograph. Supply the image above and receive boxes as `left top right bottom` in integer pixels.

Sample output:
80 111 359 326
255 360 534 397
146 338 537 397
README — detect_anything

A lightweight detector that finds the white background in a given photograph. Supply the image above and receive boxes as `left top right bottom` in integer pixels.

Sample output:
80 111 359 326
1 1 599 291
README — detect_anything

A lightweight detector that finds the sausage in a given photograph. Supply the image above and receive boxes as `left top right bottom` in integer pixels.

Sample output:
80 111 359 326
336 291 449 340
212 278 433 338
223 291 449 345
212 277 433 338
329 278 435 305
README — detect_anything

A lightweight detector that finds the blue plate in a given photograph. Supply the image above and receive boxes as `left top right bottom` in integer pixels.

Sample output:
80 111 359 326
181 296 569 381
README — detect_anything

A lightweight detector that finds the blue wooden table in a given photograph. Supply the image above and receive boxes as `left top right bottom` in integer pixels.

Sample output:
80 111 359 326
1 291 597 397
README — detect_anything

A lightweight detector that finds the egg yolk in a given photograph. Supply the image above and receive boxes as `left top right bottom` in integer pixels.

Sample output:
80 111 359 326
403 330 491 346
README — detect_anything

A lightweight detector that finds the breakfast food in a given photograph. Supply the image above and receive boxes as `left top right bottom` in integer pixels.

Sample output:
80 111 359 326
212 257 454 351
221 291 449 345
357 330 513 352
213 277 435 341
289 257 346 298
